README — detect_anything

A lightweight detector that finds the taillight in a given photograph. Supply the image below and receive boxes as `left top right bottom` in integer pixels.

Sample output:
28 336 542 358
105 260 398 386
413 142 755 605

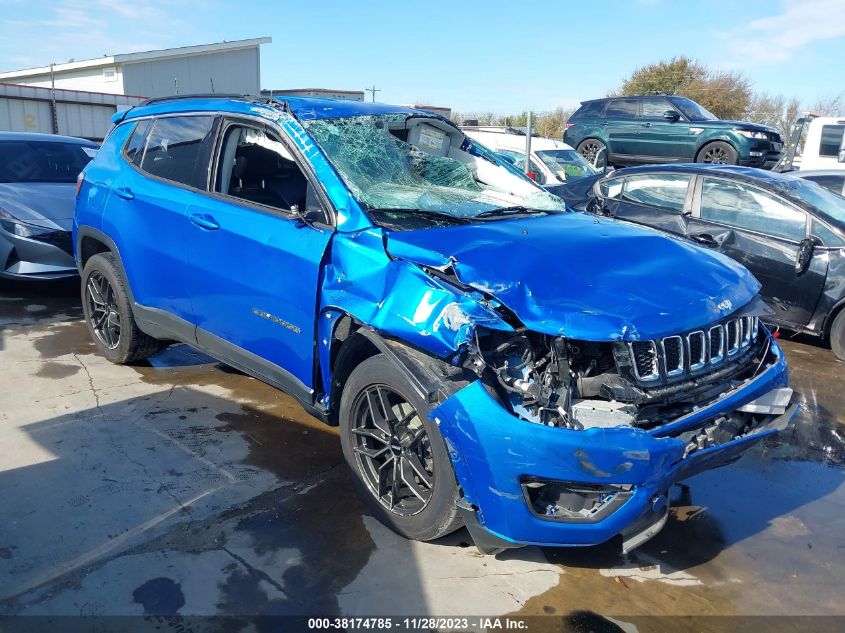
76 172 84 197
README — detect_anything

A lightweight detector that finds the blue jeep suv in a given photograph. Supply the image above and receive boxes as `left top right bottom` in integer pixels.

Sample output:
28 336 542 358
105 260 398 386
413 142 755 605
74 95 797 554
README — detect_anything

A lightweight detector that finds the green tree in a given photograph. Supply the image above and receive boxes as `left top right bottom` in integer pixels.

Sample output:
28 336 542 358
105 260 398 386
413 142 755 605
616 56 752 120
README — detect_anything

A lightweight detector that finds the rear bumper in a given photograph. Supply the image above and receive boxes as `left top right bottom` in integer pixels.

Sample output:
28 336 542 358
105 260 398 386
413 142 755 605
430 338 795 550
0 227 77 280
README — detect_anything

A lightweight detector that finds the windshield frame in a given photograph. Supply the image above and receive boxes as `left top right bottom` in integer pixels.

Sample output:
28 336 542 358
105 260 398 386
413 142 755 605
667 96 718 122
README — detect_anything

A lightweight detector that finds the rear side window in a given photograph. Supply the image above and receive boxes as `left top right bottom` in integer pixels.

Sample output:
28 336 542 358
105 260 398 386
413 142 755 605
812 218 845 247
605 99 639 120
621 174 691 213
570 101 606 120
819 125 845 157
140 116 216 188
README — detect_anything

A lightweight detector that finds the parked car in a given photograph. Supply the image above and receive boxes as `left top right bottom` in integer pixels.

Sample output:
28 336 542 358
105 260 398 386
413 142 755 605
75 95 796 554
795 170 845 196
0 132 98 280
589 164 845 359
462 126 604 208
564 95 783 169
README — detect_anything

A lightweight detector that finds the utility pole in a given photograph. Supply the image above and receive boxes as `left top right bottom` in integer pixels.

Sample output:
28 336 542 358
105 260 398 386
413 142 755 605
524 111 533 178
49 63 58 134
365 84 381 102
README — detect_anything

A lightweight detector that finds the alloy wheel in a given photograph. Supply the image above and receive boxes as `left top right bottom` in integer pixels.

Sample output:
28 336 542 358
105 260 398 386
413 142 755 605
350 384 435 516
86 271 121 349
701 146 729 164
579 141 602 164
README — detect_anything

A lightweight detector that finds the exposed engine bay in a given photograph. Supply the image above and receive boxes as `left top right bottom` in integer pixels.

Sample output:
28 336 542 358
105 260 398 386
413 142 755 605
464 317 788 455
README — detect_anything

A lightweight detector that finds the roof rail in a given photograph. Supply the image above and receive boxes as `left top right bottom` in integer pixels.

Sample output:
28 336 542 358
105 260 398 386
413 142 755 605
138 93 275 107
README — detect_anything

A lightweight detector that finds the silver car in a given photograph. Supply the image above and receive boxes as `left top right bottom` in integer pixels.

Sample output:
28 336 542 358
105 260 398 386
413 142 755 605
0 132 98 280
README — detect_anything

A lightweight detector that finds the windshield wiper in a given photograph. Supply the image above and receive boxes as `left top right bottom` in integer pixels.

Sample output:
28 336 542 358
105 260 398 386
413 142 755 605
475 206 550 218
369 208 474 224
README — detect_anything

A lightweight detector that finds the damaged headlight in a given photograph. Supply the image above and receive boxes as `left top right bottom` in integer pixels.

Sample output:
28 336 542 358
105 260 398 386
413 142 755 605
522 478 633 522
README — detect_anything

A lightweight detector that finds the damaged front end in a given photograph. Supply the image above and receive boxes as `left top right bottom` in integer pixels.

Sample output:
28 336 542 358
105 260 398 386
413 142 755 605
431 311 796 553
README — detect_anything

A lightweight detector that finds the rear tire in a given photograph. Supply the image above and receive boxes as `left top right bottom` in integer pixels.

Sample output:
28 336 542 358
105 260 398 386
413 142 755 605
576 138 606 166
339 354 463 541
81 253 163 364
830 310 845 361
696 141 738 165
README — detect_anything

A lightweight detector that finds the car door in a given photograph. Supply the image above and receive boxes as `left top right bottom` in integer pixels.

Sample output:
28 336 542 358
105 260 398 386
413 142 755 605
103 114 218 322
183 117 334 389
636 97 693 161
600 172 693 235
603 99 640 161
687 175 828 327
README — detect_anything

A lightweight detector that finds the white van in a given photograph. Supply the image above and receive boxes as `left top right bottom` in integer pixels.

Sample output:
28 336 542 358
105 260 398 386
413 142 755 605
779 116 845 172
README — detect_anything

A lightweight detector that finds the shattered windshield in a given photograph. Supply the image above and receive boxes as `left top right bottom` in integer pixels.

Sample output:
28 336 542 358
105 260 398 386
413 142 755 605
302 114 566 228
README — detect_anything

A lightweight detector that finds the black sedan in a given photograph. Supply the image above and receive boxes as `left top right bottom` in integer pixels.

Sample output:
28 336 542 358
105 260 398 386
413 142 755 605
589 164 845 359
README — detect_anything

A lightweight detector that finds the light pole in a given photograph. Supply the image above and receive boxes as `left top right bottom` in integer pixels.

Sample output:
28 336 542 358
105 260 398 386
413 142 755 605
365 85 381 102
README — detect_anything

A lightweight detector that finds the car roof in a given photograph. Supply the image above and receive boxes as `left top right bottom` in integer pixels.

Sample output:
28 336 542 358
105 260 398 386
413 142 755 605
119 95 434 124
579 94 680 105
0 131 98 145
462 129 574 151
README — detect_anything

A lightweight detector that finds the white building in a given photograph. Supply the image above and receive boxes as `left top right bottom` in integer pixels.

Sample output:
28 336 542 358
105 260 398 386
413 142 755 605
0 37 271 98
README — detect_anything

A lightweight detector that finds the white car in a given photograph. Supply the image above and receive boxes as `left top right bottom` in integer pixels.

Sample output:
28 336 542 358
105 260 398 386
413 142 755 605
461 127 602 188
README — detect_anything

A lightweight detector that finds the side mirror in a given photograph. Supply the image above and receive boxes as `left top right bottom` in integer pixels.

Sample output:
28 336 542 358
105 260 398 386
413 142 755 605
663 110 681 122
594 147 608 171
795 237 817 274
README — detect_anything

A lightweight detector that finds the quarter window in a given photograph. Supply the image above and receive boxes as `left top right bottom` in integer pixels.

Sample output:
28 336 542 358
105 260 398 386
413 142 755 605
605 99 639 120
124 119 151 166
699 177 807 241
803 174 845 195
140 115 216 188
599 178 623 198
811 218 845 247
620 174 691 213
819 125 845 158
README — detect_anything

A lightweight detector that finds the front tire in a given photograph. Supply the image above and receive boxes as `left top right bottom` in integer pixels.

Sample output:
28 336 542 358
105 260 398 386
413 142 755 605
81 253 162 364
830 310 845 361
696 141 738 165
339 354 463 541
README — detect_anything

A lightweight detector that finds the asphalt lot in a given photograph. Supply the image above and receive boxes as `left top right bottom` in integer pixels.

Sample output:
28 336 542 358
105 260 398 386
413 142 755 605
1 278 844 630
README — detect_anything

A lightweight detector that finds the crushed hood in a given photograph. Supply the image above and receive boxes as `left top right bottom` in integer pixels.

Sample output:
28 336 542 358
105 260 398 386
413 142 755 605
0 183 76 231
384 213 761 342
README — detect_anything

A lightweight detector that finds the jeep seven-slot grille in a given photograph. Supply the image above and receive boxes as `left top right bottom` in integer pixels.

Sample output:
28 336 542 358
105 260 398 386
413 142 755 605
628 316 759 383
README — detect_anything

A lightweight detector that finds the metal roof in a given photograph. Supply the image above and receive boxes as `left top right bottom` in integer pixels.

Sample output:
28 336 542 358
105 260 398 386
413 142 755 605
0 37 272 80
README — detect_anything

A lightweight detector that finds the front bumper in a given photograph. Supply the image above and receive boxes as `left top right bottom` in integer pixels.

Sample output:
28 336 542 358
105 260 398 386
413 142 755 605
430 338 795 550
737 141 782 169
0 225 77 280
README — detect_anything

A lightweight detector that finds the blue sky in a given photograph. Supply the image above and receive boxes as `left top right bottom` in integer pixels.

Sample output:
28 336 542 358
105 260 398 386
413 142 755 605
0 0 843 112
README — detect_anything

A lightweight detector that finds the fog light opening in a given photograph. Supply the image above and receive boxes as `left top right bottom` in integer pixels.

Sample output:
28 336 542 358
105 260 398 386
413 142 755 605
521 479 633 523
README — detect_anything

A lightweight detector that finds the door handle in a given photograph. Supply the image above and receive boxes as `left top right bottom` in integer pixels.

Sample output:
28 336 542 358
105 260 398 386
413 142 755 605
689 232 718 248
114 187 134 200
642 122 652 128
189 213 220 230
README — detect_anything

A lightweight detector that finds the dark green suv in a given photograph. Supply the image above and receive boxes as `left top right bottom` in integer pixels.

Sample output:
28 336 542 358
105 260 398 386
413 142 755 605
564 95 783 169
